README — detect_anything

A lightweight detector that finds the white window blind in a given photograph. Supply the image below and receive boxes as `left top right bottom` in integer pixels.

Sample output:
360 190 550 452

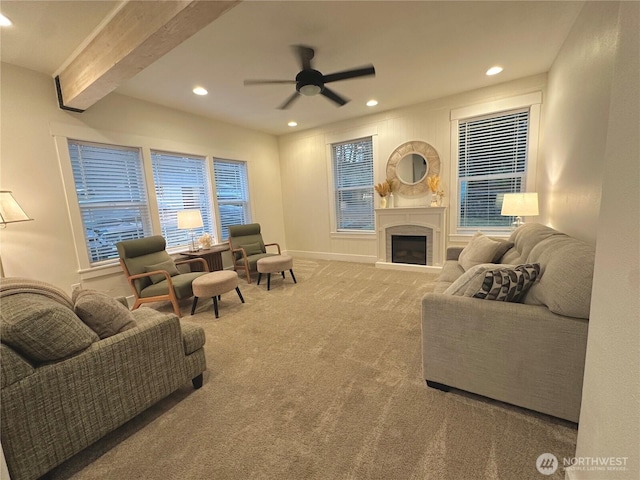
151 151 213 248
458 109 529 230
213 159 250 240
332 137 374 231
68 140 152 264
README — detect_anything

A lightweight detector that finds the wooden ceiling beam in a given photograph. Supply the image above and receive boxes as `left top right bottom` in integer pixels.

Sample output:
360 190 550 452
55 0 240 112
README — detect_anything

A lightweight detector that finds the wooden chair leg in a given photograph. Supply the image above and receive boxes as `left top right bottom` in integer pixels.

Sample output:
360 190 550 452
171 299 182 318
245 263 251 284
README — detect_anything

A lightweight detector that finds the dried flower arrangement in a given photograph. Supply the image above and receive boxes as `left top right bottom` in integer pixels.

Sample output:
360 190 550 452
427 175 441 193
199 233 213 249
374 180 393 197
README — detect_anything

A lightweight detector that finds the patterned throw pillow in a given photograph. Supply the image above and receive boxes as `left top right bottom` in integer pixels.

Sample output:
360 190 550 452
473 263 541 302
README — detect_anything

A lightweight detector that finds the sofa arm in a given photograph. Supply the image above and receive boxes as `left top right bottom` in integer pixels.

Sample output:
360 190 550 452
446 246 464 261
0 344 34 388
421 293 588 422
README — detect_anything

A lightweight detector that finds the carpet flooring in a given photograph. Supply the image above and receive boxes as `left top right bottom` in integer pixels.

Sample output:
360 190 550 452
49 259 577 480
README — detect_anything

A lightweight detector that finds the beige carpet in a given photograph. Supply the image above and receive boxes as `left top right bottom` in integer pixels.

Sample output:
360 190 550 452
49 259 577 480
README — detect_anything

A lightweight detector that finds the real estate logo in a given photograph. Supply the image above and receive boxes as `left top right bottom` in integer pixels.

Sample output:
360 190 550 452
536 453 558 475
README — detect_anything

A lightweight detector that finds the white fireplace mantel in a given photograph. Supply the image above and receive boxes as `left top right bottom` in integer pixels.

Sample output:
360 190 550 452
375 206 446 273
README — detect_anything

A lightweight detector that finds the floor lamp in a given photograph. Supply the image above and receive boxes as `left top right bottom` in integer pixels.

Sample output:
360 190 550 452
0 190 33 277
177 209 203 252
501 192 539 229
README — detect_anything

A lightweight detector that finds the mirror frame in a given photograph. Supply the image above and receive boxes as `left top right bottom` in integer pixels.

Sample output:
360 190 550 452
386 141 441 196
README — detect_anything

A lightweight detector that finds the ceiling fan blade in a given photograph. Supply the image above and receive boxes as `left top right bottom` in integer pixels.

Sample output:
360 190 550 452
244 79 296 86
323 65 376 84
292 45 315 71
321 87 349 107
278 91 301 110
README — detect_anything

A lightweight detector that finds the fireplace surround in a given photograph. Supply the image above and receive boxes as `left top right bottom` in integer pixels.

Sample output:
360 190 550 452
375 206 445 272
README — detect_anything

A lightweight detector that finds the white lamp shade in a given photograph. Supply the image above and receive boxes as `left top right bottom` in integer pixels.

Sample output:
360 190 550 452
501 193 539 216
177 209 203 229
0 191 32 224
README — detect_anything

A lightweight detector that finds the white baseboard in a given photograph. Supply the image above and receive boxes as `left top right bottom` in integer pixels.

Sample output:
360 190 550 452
284 250 377 264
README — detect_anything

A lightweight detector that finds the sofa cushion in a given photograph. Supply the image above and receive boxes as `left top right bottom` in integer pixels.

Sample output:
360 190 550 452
523 236 595 319
444 263 499 296
144 258 180 284
0 293 98 362
458 232 505 271
473 264 541 302
73 289 137 339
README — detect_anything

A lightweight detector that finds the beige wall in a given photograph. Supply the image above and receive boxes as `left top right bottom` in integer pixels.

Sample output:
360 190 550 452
0 63 285 296
538 1 619 244
278 75 547 261
570 2 640 479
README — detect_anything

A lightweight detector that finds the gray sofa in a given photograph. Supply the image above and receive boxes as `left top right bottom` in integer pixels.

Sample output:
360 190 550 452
421 223 595 422
0 278 206 480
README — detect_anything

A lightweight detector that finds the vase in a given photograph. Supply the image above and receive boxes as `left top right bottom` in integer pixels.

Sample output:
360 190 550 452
388 192 394 208
380 196 387 208
430 193 438 207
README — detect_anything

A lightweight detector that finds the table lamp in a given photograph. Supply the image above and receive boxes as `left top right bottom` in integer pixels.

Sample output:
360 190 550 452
501 192 539 228
177 209 203 252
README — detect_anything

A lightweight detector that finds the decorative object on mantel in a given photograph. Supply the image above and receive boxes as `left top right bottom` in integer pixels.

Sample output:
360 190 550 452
374 180 393 208
427 176 444 206
386 141 441 197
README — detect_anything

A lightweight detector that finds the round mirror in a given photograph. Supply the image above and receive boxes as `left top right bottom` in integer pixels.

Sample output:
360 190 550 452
386 141 441 197
396 153 428 185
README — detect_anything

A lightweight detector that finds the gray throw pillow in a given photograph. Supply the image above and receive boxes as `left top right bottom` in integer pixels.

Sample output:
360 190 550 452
243 242 263 256
444 263 504 297
0 293 98 362
458 232 506 271
473 263 541 302
73 290 136 339
144 259 180 284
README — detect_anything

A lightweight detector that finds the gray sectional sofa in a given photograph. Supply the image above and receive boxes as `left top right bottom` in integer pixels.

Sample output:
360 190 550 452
0 278 207 480
421 223 595 422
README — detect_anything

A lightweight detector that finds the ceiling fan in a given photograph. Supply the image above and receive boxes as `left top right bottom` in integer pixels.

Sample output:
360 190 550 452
244 45 376 109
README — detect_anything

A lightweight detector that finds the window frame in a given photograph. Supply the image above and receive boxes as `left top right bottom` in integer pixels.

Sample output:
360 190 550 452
449 92 541 240
326 126 379 237
151 150 215 249
213 158 252 241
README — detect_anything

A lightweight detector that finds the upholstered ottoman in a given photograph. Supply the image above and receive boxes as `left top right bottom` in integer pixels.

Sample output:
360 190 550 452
191 271 244 318
257 255 297 290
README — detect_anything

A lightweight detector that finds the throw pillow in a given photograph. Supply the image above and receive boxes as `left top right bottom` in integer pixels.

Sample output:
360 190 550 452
492 240 515 263
144 259 180 284
472 263 541 302
243 242 264 256
458 232 505 271
444 263 507 297
0 293 98 363
73 289 136 339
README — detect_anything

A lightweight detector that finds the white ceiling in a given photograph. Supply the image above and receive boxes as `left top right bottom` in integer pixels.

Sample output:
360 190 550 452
1 1 584 136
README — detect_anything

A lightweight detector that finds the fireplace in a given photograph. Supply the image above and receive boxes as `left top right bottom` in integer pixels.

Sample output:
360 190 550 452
391 235 427 265
375 206 445 271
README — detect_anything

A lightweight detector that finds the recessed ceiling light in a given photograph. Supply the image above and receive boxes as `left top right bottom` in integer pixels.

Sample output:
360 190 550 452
366 99 378 107
486 66 503 76
192 87 208 96
287 121 298 127
0 14 13 26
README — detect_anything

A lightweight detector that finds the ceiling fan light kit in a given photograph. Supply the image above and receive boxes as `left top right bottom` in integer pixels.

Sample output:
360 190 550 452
244 45 375 109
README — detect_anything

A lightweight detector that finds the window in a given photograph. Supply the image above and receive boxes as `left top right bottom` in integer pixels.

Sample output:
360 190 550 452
151 151 214 248
332 137 374 231
457 109 530 231
213 159 250 240
68 140 152 264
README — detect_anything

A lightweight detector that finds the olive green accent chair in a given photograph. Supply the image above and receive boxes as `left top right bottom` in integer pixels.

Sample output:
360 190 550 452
116 235 209 317
227 223 280 283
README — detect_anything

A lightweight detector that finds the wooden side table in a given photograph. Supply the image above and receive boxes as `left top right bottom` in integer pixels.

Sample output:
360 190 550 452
180 243 229 272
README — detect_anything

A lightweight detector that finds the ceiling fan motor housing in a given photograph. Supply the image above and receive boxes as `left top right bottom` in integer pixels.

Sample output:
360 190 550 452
296 69 324 96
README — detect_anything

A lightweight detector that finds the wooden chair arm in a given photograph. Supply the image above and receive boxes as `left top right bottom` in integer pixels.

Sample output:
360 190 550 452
175 257 209 272
231 247 248 264
265 242 281 254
